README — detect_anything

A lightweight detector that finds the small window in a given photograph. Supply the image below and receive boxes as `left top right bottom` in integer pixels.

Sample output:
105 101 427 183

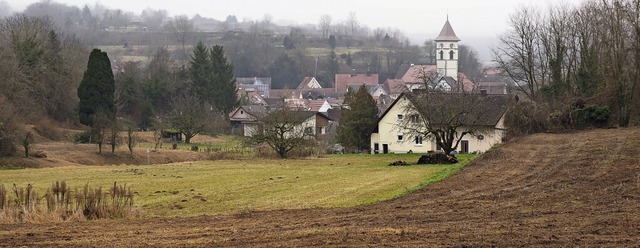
304 127 313 134
316 127 323 134
397 114 404 120
439 43 444 48
410 114 419 123
439 50 444 60
449 50 455 60
415 136 423 145
397 135 404 141
240 110 244 114
450 43 455 48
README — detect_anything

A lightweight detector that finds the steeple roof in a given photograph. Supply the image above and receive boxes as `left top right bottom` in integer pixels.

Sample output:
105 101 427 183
435 19 460 42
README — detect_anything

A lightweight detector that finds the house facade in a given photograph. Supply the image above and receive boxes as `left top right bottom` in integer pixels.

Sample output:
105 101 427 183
370 93 510 154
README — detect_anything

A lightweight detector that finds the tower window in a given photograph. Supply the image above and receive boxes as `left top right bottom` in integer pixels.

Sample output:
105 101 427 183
450 43 455 48
439 43 443 48
449 50 455 60
439 50 444 60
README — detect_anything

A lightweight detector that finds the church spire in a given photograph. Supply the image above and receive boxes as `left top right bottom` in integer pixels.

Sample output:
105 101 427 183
435 19 460 42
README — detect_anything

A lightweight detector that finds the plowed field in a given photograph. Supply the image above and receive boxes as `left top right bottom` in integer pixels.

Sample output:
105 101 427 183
2 128 640 247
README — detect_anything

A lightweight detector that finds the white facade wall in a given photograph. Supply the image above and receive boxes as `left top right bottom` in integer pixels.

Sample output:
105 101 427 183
370 97 505 154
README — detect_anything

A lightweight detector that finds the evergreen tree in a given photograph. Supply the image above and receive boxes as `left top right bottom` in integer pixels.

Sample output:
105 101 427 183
78 49 116 128
188 41 213 103
337 85 379 151
77 49 116 153
328 35 336 49
210 45 239 123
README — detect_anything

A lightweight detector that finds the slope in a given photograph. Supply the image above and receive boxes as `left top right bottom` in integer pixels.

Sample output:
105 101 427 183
2 128 639 247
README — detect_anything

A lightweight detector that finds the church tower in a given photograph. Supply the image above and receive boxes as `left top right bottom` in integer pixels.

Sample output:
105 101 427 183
435 18 460 81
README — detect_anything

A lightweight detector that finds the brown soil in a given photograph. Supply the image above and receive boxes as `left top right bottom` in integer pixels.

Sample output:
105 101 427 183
2 128 640 247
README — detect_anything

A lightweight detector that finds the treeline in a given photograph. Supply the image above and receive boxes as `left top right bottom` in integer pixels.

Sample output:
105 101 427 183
496 0 640 134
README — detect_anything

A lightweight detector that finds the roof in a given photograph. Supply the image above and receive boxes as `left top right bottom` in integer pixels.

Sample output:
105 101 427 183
399 64 436 83
296 77 323 90
375 91 512 131
435 19 460 42
236 77 272 86
334 73 379 93
383 79 406 95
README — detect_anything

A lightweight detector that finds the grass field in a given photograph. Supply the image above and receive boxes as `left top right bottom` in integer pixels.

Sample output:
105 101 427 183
0 154 476 218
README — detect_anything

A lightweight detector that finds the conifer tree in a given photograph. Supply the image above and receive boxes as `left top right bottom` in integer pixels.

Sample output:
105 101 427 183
337 85 379 151
210 45 239 122
188 41 213 103
77 49 116 153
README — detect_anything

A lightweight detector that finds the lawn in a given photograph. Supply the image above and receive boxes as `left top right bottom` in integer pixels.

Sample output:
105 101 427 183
0 154 476 218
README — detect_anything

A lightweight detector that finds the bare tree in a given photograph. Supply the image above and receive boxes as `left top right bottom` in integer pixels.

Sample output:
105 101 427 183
493 7 548 98
248 108 315 158
397 90 510 155
141 8 167 31
319 14 332 39
168 95 215 144
164 15 194 59
346 11 359 37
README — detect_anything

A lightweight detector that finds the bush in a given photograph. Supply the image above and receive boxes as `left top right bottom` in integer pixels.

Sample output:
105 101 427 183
572 103 611 129
0 122 18 157
504 100 548 138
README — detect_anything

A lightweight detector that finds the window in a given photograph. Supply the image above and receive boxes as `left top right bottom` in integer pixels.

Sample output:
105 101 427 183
397 135 404 141
304 127 313 134
450 43 455 48
397 114 404 120
316 127 323 135
240 110 244 114
439 50 444 60
439 43 444 48
449 50 455 60
410 114 419 123
415 136 423 145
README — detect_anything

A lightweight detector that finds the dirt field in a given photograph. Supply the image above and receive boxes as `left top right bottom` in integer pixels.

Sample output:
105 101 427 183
2 128 640 247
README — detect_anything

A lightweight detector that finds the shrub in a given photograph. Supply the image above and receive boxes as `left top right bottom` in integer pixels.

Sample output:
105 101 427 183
0 181 136 223
504 100 548 138
572 104 611 129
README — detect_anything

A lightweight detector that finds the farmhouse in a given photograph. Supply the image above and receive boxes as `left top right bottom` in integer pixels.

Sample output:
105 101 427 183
370 90 511 154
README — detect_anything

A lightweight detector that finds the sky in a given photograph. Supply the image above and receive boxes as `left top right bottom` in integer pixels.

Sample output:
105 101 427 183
5 0 583 61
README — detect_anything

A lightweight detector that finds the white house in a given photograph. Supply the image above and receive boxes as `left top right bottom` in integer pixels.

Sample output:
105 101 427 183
370 91 511 154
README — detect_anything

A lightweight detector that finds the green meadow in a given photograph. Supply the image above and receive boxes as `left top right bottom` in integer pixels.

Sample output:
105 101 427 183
0 154 476 217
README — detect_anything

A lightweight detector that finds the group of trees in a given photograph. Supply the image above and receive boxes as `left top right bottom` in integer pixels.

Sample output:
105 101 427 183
495 0 640 128
0 14 86 156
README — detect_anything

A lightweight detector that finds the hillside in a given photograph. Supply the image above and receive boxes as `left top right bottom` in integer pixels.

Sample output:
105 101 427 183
2 128 640 247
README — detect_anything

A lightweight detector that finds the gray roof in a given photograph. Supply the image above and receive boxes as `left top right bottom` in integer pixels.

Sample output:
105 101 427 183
434 20 460 42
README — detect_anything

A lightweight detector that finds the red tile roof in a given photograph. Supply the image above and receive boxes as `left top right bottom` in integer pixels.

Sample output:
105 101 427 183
334 74 379 93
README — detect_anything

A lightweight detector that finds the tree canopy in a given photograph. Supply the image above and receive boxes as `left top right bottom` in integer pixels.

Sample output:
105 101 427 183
78 49 116 128
337 85 379 151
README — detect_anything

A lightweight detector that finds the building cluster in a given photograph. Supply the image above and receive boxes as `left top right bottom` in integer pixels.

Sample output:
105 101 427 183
231 19 514 154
